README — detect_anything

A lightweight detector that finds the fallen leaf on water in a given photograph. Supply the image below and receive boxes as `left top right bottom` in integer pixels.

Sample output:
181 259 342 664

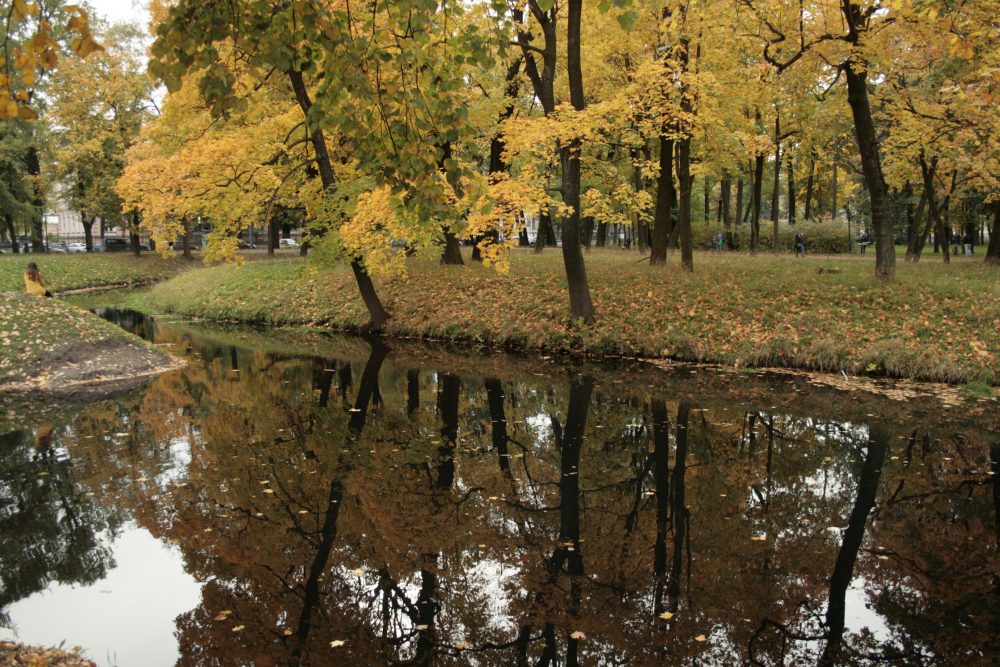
282 628 294 636
329 640 346 647
658 612 674 620
213 611 233 621
415 625 430 631
750 535 766 542
351 568 365 576
695 634 707 642
297 510 308 515
232 625 245 633
453 642 470 650
263 489 275 494
569 631 586 640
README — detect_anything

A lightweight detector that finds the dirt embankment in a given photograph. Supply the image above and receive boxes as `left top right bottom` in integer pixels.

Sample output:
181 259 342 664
0 291 184 401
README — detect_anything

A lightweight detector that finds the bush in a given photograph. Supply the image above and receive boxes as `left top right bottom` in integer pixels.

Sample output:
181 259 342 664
691 216 854 254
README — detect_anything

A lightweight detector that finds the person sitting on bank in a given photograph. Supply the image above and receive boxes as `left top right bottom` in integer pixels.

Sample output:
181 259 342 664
24 262 53 297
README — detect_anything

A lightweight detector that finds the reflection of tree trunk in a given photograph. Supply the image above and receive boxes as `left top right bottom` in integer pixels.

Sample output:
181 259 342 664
991 442 1000 594
338 363 352 401
348 341 388 436
652 400 671 581
414 555 439 665
550 376 592 576
435 373 460 490
407 369 420 417
316 363 333 409
293 341 388 661
485 378 511 474
821 425 888 664
668 402 690 603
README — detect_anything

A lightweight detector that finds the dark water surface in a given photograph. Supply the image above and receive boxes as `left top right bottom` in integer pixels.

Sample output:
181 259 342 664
2 308 998 666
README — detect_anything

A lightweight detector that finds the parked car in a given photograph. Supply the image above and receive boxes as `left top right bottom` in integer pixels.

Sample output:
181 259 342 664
279 238 299 248
238 240 256 249
66 242 87 253
49 243 67 253
104 238 130 252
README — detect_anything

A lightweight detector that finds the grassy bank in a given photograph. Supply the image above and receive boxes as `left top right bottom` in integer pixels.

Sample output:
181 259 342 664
0 253 186 293
0 292 180 394
140 249 1000 385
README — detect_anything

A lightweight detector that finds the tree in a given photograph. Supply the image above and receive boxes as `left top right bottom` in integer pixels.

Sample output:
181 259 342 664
48 24 154 252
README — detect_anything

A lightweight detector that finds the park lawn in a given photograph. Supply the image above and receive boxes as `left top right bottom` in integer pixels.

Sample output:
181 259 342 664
140 248 1000 385
0 253 187 293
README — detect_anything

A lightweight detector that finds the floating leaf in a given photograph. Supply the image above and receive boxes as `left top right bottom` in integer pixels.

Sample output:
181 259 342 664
658 612 674 620
329 640 346 647
213 610 233 621
569 631 586 640
232 625 245 633
695 634 707 642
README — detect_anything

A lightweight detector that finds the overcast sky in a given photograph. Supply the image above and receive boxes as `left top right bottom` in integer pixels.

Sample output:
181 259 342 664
87 0 150 29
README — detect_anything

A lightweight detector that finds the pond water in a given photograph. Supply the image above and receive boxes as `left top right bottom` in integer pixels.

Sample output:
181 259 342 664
1 307 998 666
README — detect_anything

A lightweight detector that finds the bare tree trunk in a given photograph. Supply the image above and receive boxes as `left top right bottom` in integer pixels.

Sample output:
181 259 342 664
750 153 764 253
678 137 693 271
560 0 595 322
987 201 1000 266
920 152 949 265
843 1 895 281
82 214 95 252
703 175 711 222
770 113 781 250
721 177 732 247
650 136 675 265
903 183 927 261
803 157 815 220
289 68 389 329
787 157 796 225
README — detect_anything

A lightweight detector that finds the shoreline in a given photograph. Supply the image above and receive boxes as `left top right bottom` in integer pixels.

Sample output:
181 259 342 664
133 251 999 389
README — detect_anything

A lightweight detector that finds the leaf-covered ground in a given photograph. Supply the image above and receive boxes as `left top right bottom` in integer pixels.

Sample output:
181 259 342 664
140 249 1000 385
0 292 180 389
0 254 185 293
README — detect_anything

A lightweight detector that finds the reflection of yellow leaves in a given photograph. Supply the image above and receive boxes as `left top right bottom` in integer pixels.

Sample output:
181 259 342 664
213 610 232 621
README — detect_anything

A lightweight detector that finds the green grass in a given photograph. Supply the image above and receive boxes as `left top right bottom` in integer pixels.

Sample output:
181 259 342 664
0 253 187 293
139 248 1000 385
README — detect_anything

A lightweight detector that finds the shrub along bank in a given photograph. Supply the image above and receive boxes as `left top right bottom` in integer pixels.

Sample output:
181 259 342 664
139 249 1000 385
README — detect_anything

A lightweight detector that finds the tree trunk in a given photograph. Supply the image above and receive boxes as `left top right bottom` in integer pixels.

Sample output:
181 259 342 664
986 201 1000 265
82 215 95 252
634 154 647 252
24 145 44 252
534 210 550 253
677 137 693 271
130 212 141 256
770 113 781 250
920 152 949 265
721 177 732 247
650 136 675 265
831 156 838 221
787 157 796 225
843 1 896 281
558 0 595 323
703 175 711 222
903 183 927 261
804 157 815 220
289 68 389 329
596 221 607 247
735 174 744 228
268 215 279 257
440 231 464 265
750 153 765 252
4 213 17 253
182 218 193 260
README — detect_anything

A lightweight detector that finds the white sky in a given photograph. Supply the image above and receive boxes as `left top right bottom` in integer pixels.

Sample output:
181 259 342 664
87 0 151 29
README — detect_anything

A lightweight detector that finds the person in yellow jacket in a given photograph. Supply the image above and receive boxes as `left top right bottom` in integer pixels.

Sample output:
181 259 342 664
24 262 53 297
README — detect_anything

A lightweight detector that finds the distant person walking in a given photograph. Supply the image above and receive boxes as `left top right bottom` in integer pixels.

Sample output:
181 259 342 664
24 262 53 297
794 232 805 256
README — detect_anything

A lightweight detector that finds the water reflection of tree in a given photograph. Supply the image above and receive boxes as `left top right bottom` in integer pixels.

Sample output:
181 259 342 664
0 427 120 625
46 318 1000 665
